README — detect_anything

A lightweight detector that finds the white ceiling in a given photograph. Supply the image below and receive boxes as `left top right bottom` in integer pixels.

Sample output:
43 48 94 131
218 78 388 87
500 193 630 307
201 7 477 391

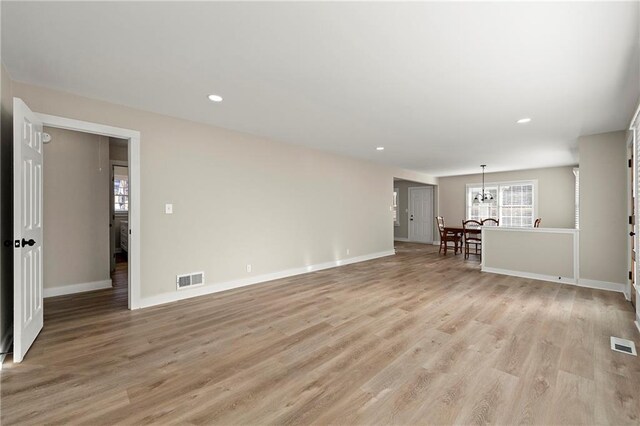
3 1 639 176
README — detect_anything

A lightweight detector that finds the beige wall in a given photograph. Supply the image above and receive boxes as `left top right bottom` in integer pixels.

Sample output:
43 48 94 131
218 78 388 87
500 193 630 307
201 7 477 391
393 180 430 240
109 138 128 162
578 131 628 285
483 229 576 279
438 166 576 229
0 62 13 350
12 81 435 301
43 127 110 289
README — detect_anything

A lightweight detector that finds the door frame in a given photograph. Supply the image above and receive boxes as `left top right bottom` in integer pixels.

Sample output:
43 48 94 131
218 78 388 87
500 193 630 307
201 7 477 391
37 113 141 310
408 186 434 244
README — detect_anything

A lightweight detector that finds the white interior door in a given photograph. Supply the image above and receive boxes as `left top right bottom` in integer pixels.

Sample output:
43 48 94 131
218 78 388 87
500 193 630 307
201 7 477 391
408 186 434 243
13 98 44 363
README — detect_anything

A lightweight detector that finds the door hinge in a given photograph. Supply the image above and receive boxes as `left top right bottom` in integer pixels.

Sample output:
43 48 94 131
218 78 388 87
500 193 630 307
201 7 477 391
629 159 633 168
630 270 633 280
630 215 634 225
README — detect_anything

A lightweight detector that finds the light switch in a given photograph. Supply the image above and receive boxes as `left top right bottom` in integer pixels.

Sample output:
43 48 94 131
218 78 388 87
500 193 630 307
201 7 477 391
165 203 173 214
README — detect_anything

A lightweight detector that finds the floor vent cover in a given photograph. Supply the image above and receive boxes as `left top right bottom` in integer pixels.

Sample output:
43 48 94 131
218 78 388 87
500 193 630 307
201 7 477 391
610 336 637 356
176 272 205 290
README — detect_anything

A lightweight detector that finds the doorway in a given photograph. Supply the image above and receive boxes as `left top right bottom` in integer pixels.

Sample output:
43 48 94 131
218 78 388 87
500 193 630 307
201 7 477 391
12 97 141 363
409 186 434 244
392 178 435 244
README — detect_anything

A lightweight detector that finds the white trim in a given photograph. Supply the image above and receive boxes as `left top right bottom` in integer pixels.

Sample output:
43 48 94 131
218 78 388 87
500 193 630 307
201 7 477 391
481 266 626 294
432 240 440 246
576 278 627 294
481 226 578 235
394 237 410 242
44 279 113 298
635 318 640 335
0 326 13 370
36 113 141 310
139 250 395 309
482 267 576 285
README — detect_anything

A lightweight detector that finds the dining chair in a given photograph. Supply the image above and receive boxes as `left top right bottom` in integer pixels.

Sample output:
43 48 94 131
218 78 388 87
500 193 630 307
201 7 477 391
436 216 461 255
534 218 542 228
462 219 482 259
481 218 499 227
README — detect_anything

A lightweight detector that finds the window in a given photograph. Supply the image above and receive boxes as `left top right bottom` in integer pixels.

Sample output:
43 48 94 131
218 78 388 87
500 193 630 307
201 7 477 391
114 166 129 213
466 181 536 227
393 188 399 226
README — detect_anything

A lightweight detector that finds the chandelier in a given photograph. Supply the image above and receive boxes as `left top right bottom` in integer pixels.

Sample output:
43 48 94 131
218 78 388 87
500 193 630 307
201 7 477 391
474 165 494 203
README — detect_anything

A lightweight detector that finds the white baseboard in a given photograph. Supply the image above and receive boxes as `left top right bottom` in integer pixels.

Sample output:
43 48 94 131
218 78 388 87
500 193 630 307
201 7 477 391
432 240 441 246
482 267 576 285
575 278 627 294
482 267 627 295
139 250 395 309
393 238 434 245
0 325 13 370
44 279 113 298
394 237 410 242
635 315 640 335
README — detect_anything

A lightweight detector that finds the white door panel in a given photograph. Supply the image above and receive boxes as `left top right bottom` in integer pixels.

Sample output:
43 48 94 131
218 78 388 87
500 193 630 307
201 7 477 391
13 98 44 363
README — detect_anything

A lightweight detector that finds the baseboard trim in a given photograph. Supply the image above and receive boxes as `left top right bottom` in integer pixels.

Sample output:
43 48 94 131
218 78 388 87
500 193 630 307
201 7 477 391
139 250 396 309
482 267 576 285
394 237 410 242
635 315 640 335
0 326 13 370
44 279 113 298
575 278 627 294
482 267 626 294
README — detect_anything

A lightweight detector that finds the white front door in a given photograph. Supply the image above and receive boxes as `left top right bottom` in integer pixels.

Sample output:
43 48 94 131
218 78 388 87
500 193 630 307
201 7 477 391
13 98 44 363
408 186 434 243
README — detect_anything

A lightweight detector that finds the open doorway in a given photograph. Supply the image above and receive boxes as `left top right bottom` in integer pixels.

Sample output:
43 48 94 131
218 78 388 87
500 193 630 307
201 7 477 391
12 98 141 362
109 138 129 305
393 178 435 244
42 128 129 310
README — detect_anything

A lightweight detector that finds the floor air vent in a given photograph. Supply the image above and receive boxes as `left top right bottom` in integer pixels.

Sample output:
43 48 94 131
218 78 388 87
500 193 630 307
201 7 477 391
176 272 205 290
610 336 637 356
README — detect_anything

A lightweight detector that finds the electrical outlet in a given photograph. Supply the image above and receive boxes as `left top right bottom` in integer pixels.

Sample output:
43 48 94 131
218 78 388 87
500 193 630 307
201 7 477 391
165 203 173 214
246 264 252 273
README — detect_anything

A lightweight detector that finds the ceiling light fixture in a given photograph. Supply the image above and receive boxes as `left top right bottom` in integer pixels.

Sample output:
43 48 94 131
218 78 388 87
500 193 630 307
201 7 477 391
376 147 385 151
516 118 531 124
208 94 223 102
474 165 494 203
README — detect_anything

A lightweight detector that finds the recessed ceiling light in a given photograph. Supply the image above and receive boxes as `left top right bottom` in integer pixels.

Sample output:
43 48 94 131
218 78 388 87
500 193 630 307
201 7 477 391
517 118 531 124
208 94 223 102
376 147 385 151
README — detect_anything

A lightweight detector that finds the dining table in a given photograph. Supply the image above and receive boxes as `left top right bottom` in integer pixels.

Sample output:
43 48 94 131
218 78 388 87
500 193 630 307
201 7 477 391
443 226 482 254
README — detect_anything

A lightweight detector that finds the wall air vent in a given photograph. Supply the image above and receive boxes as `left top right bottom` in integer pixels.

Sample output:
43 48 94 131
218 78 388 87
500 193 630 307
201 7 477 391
176 272 205 290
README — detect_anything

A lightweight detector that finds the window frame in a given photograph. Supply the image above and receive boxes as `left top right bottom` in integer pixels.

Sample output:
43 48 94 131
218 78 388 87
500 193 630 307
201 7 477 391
465 179 538 227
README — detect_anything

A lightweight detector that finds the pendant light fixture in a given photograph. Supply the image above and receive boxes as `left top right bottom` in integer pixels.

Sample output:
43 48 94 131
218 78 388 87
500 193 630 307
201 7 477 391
475 165 494 203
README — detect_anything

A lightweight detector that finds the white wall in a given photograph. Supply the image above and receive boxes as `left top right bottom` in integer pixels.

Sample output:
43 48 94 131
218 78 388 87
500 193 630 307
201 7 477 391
438 166 576 228
578 131 628 286
11 81 436 304
43 127 111 290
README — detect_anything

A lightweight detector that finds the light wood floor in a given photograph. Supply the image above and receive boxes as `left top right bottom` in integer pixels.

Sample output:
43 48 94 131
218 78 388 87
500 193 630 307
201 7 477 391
1 243 639 425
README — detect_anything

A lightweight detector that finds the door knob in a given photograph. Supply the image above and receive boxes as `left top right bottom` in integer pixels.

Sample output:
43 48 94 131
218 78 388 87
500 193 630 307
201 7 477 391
21 238 36 247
